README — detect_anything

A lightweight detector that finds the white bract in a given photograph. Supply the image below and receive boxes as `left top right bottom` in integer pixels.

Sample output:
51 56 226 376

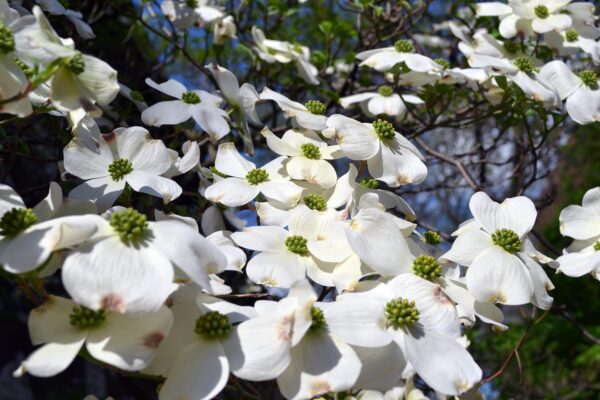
556 187 600 279
64 124 183 212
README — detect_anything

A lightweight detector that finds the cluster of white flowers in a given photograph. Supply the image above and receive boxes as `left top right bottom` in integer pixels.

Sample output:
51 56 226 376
1 0 600 399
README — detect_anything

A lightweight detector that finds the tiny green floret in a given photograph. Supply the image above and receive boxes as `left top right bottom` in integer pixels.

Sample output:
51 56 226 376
0 208 38 236
304 194 328 211
385 298 419 329
185 0 199 8
110 208 148 243
565 29 579 43
360 177 379 189
304 100 326 115
309 306 326 331
502 40 520 55
423 231 442 245
373 119 396 140
181 91 201 104
130 90 145 102
67 53 85 75
534 5 549 19
245 168 269 185
195 311 232 340
301 143 322 160
108 159 133 181
69 306 106 329
378 85 394 97
514 57 535 74
394 40 413 53
0 21 15 54
412 255 443 281
492 228 522 253
579 70 598 88
285 235 309 255
434 58 450 69
594 241 600 251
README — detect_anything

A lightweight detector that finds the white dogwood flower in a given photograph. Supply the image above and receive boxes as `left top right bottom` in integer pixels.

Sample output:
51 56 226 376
441 192 554 308
234 280 362 399
325 114 427 187
326 275 482 395
150 288 255 400
539 60 600 124
477 0 573 38
340 86 424 119
204 142 302 208
261 127 342 188
356 39 440 73
14 295 173 377
64 124 183 212
160 0 224 29
252 27 319 85
0 183 100 274
556 187 600 279
62 207 227 314
141 77 230 140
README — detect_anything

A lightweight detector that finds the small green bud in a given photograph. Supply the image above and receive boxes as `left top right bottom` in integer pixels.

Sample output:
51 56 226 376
181 91 201 104
491 228 522 253
534 5 549 19
594 241 600 251
565 29 579 43
579 70 598 88
502 40 520 55
66 53 85 75
209 166 228 178
304 194 327 211
412 255 443 281
14 59 34 78
304 100 326 115
301 143 321 160
360 178 379 189
185 0 199 8
69 306 106 329
285 235 309 255
130 90 145 102
394 40 413 53
108 159 133 181
423 231 442 245
0 208 38 236
385 297 419 329
309 306 326 331
110 208 148 244
0 22 15 54
434 58 450 69
245 168 269 185
372 119 395 140
195 311 232 340
378 85 394 97
514 57 535 74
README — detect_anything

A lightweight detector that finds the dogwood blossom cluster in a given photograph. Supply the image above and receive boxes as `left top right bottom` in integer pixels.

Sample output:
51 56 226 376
0 1 599 399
